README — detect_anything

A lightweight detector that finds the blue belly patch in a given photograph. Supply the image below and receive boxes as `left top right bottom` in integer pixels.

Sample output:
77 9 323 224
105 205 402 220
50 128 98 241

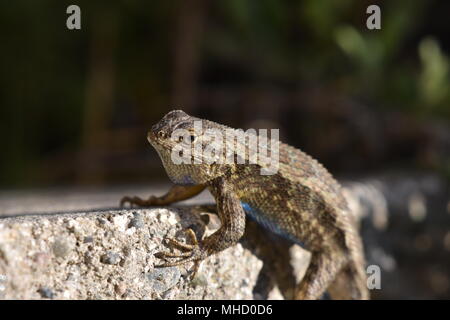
171 175 196 185
241 202 305 247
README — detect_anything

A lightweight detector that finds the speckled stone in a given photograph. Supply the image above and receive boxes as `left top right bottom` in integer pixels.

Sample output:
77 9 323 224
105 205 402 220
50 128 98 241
0 202 264 299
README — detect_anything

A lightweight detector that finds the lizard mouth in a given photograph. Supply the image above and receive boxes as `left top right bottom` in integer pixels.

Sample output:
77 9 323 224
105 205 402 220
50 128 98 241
147 131 161 147
147 131 155 143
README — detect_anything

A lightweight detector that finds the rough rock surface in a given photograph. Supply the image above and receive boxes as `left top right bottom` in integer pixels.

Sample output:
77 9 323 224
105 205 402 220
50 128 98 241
0 186 309 300
0 207 265 299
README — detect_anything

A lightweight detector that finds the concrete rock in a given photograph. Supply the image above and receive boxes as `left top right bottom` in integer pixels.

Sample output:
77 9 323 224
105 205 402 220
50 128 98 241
0 186 313 300
0 205 265 299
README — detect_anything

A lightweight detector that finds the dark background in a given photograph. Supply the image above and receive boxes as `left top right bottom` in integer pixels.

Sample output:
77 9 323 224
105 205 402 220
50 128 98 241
0 0 449 299
1 0 449 188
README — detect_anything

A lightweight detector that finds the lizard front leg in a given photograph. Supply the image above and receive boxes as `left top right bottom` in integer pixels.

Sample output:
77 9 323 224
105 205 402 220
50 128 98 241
120 184 205 207
155 177 246 278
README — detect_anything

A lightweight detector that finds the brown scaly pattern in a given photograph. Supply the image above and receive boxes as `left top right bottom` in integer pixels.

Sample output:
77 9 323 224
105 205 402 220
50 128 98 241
120 110 369 300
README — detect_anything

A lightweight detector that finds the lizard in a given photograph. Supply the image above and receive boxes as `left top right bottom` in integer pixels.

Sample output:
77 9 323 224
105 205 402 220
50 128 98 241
120 110 369 300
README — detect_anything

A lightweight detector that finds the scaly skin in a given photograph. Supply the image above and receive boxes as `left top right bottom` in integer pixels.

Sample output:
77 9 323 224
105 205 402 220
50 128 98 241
121 110 369 300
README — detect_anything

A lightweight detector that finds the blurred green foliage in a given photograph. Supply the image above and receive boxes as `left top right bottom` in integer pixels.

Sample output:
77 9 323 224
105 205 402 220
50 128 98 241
419 37 449 109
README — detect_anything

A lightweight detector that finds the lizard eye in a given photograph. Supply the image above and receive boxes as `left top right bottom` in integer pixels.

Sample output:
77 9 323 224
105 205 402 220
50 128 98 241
158 131 166 139
178 135 184 142
189 135 196 142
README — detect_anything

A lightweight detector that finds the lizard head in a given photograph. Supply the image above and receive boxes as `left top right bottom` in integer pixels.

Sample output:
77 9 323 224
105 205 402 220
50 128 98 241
147 109 231 185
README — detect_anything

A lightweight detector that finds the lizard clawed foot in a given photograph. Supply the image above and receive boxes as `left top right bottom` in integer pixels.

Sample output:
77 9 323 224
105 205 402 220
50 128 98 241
154 228 205 280
120 195 160 207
